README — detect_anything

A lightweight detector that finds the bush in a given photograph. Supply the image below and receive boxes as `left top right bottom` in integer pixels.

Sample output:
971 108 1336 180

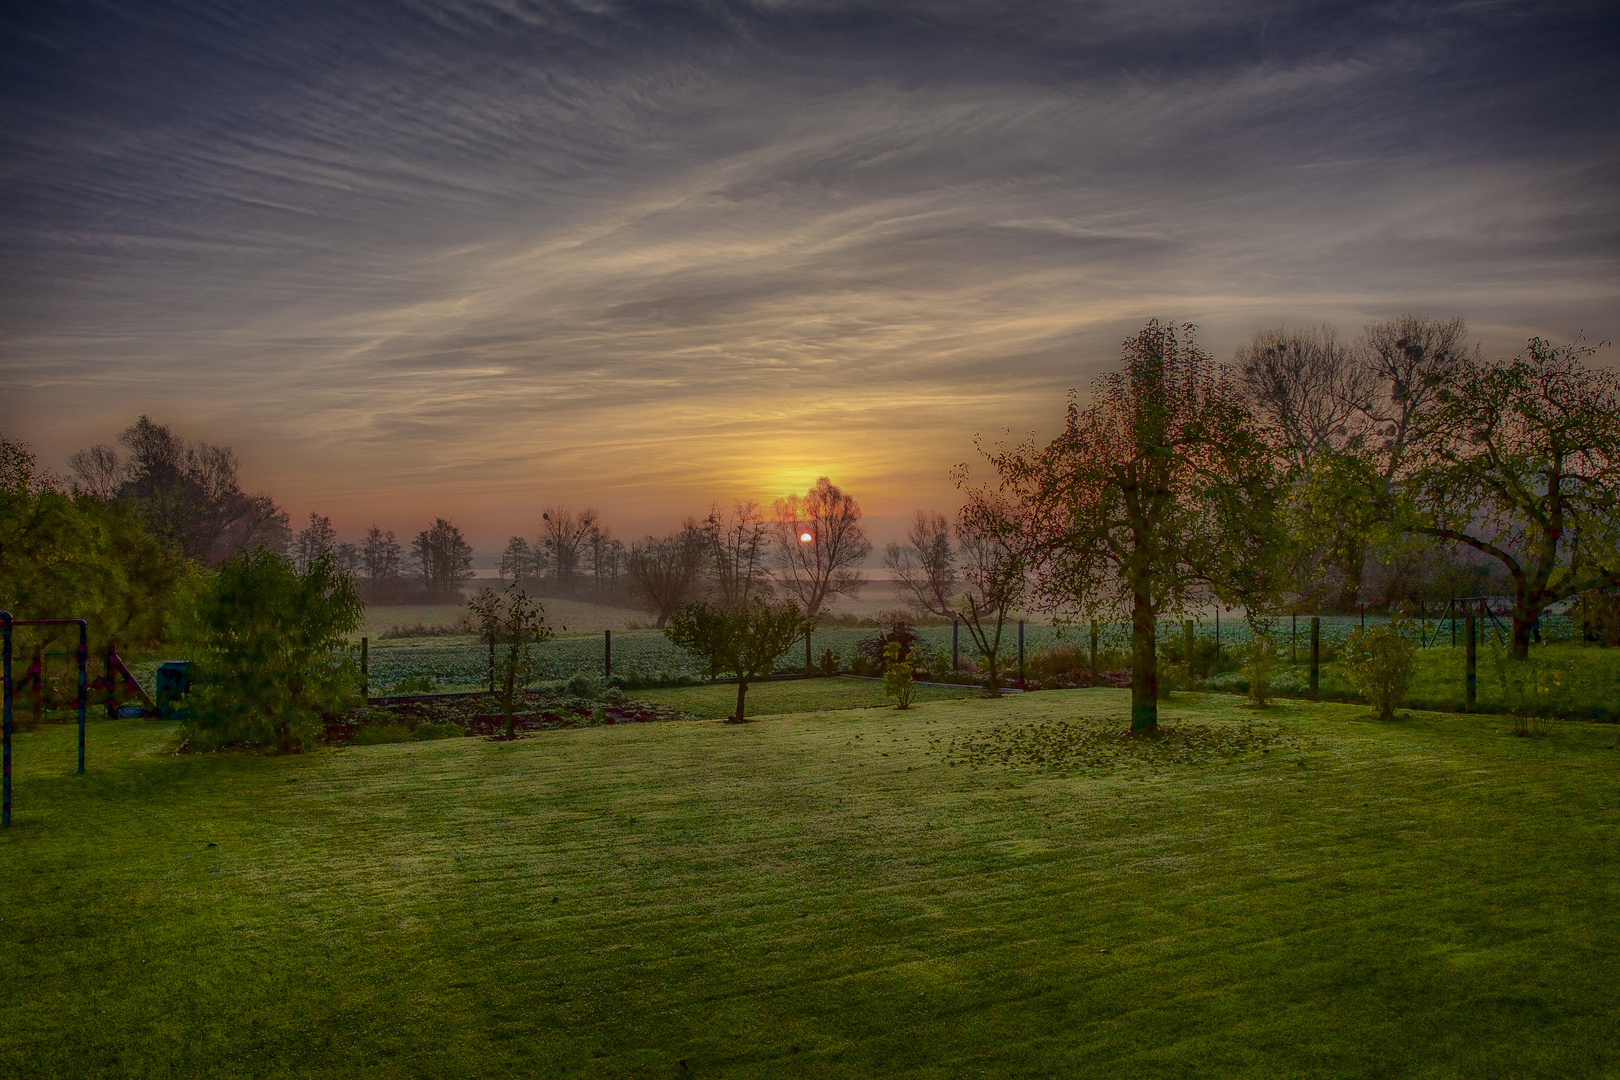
177 550 363 752
1243 630 1279 708
411 721 461 741
566 672 603 698
883 640 916 709
384 676 437 696
355 723 413 745
1492 652 1568 737
1341 619 1418 720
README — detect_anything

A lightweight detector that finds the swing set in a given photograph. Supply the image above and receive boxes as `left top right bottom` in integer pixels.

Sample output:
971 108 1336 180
1 610 153 826
1419 597 1511 649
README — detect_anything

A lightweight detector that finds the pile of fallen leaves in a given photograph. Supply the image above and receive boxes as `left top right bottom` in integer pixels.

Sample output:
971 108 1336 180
932 718 1285 771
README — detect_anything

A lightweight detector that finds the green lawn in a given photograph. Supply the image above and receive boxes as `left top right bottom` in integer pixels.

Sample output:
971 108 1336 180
3 692 1617 1078
631 677 981 719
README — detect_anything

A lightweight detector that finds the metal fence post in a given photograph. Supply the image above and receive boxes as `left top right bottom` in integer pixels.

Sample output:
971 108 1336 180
1291 613 1297 663
952 619 959 672
3 611 12 826
76 622 87 775
1214 609 1221 664
604 629 612 678
1089 620 1098 679
361 636 369 699
1465 608 1477 712
1183 619 1194 673
1309 616 1320 700
1018 620 1025 687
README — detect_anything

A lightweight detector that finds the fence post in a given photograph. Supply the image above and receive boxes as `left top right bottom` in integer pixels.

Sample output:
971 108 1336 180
1018 620 1025 687
952 619 959 672
1089 620 1099 680
604 629 612 678
1183 620 1194 674
1309 616 1320 700
488 635 495 695
1215 609 1221 664
76 622 87 775
1465 608 1477 712
3 612 12 827
1361 605 1366 631
360 636 369 699
1291 613 1297 663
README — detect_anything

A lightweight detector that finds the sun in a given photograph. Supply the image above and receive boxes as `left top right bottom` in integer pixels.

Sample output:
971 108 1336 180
799 532 814 543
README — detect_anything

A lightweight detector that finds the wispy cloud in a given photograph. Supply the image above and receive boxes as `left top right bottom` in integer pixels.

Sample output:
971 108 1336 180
2 0 1616 545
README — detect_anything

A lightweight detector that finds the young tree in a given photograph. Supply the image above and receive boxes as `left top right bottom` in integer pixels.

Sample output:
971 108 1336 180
665 597 803 723
411 518 475 597
705 500 774 607
772 477 872 667
1401 336 1620 657
986 320 1280 731
951 490 1028 695
176 549 364 752
627 521 706 627
467 583 557 738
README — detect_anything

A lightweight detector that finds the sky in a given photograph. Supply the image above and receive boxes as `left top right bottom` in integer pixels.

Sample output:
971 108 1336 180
2 0 1617 556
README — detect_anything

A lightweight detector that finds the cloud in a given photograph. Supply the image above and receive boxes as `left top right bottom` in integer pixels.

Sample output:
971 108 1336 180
1 0 1617 546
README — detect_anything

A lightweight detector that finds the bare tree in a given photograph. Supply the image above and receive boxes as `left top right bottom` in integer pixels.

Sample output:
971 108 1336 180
1235 325 1369 472
68 444 127 501
773 477 873 670
951 491 1028 695
540 506 600 593
705 500 773 608
500 536 538 586
1360 314 1481 477
362 525 404 594
885 510 956 619
627 521 707 628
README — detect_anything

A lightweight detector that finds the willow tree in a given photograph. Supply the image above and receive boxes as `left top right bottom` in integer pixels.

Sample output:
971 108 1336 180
985 320 1280 731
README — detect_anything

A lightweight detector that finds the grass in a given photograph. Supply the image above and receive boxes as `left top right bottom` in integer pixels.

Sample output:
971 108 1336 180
630 676 981 719
3 692 1617 1078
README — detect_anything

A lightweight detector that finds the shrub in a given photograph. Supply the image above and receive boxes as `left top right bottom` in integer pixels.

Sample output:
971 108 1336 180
1027 644 1088 680
176 549 363 752
355 723 413 745
818 648 841 676
567 672 603 698
384 676 437 696
411 721 461 741
1492 652 1568 737
1243 629 1279 708
1341 619 1418 720
883 640 916 709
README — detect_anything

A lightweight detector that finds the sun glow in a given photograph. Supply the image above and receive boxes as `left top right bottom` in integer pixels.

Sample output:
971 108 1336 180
799 532 814 543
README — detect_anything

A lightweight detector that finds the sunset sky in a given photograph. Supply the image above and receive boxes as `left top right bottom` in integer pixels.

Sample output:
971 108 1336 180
3 1 1616 555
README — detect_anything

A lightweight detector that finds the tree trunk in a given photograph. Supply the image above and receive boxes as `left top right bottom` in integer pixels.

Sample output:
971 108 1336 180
1510 611 1534 660
1335 540 1365 614
1130 592 1157 732
733 678 749 723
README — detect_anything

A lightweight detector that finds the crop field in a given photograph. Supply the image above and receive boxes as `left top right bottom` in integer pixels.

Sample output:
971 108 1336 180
2 690 1616 1077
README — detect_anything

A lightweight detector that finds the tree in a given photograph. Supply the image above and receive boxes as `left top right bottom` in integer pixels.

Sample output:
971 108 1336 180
1236 325 1368 473
467 583 557 738
626 522 706 627
1401 336 1620 657
292 513 337 572
772 477 872 668
361 525 404 598
176 549 364 752
986 320 1280 731
411 518 475 597
500 536 538 586
665 597 803 722
540 506 599 593
705 500 773 607
67 444 126 501
885 510 955 618
103 415 290 564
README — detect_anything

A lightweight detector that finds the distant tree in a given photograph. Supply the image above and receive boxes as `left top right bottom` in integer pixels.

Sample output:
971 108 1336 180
985 320 1281 731
885 510 955 618
772 477 872 667
705 500 774 607
1236 325 1369 472
665 597 803 722
292 513 337 573
176 549 363 752
540 506 599 593
108 415 289 564
500 536 537 586
67 443 127 501
1401 336 1620 657
467 583 557 738
951 490 1029 695
627 521 706 627
332 541 361 579
411 518 475 597
585 525 623 596
361 525 404 595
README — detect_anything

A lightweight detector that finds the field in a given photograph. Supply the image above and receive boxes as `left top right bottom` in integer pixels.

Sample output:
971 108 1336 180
3 690 1617 1077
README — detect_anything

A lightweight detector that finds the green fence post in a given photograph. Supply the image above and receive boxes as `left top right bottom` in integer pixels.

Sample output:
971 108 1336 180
952 619 959 672
1089 620 1098 680
361 636 369 699
605 629 612 678
1183 619 1194 674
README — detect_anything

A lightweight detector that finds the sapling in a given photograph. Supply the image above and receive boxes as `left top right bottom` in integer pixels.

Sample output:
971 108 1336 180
883 640 917 709
467 583 557 738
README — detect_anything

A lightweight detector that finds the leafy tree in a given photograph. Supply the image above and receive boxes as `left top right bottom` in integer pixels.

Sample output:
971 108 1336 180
1401 336 1620 657
772 477 871 668
627 521 706 627
985 320 1280 731
665 597 802 722
176 549 363 752
467 583 557 737
411 518 475 597
1 432 184 653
